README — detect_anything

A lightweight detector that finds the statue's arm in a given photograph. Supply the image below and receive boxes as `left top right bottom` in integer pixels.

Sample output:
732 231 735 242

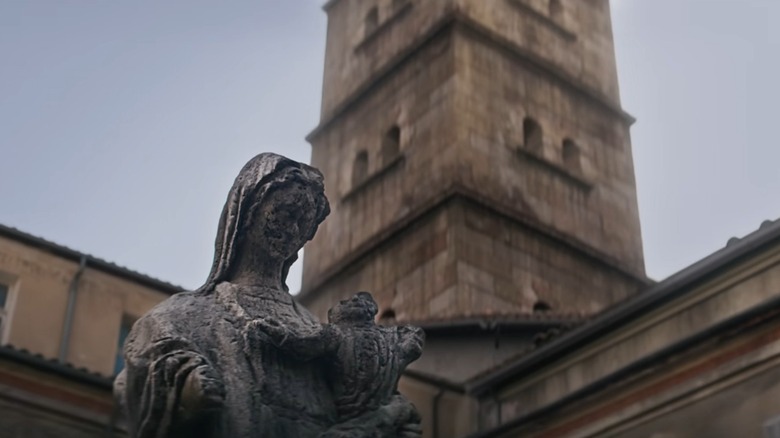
249 318 340 360
398 325 425 365
120 313 224 438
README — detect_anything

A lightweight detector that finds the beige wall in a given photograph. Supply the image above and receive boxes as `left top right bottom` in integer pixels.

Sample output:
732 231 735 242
481 241 780 438
0 235 173 376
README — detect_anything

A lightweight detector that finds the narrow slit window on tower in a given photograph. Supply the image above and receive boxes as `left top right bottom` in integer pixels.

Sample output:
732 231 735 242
352 150 369 187
533 301 552 312
381 125 401 166
523 117 543 153
562 138 581 172
365 6 379 36
378 308 396 321
549 0 563 20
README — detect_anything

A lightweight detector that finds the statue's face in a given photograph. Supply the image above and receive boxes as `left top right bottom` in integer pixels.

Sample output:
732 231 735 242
328 292 378 324
244 167 326 261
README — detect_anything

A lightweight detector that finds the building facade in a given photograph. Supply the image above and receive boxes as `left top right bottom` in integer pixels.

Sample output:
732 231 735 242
0 224 178 437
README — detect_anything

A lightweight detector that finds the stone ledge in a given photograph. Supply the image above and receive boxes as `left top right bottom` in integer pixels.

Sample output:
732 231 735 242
299 185 648 303
515 146 594 191
307 10 633 143
342 154 405 203
505 0 577 42
355 1 414 53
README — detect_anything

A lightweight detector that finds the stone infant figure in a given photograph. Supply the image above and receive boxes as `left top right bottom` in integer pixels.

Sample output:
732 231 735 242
252 292 425 435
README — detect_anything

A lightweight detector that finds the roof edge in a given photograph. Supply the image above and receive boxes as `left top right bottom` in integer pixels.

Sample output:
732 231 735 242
0 344 113 390
466 218 780 395
0 224 182 295
465 292 780 437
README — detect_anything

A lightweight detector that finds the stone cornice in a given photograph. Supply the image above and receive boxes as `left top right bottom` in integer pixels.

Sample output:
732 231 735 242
308 9 634 143
297 183 649 303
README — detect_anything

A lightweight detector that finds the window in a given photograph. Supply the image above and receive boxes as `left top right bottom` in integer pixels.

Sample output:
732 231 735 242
562 138 581 172
114 316 136 375
523 117 543 153
365 7 379 36
381 125 401 166
392 0 406 10
0 283 8 342
549 0 563 20
352 150 369 187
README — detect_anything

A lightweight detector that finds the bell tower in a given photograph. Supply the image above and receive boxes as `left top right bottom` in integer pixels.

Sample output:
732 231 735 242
300 0 647 324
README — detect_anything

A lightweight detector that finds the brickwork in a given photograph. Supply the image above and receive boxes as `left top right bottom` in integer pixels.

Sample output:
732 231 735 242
303 204 456 321
451 27 644 274
303 29 459 295
319 0 454 119
302 0 645 322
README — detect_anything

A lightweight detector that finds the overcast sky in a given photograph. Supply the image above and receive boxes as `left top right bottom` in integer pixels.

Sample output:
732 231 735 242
1 1 779 293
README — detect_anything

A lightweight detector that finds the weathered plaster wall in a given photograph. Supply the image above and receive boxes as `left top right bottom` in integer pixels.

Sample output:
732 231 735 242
0 235 172 376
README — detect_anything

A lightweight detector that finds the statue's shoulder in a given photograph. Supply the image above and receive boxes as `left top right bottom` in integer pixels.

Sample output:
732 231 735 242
151 290 213 314
126 291 218 356
135 291 217 332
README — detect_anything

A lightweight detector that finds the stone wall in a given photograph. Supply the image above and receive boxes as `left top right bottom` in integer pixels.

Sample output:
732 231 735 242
304 28 459 296
451 27 644 276
303 0 646 320
303 203 455 322
320 0 622 118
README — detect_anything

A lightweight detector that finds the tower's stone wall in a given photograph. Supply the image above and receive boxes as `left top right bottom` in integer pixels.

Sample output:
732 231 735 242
303 0 646 321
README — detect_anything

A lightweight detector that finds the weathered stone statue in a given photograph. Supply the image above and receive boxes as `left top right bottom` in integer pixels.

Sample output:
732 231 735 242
254 292 425 429
114 153 424 438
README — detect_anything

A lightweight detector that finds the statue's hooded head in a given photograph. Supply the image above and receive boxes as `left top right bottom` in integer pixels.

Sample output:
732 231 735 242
198 153 330 293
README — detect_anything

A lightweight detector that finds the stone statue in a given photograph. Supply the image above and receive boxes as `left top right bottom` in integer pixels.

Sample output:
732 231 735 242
114 153 424 438
253 292 425 433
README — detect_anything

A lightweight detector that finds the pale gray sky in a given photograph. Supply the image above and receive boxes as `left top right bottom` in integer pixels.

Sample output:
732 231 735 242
1 1 779 293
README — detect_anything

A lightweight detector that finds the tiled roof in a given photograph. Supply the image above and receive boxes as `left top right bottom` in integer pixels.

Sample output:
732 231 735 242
0 223 183 294
0 343 113 389
467 217 780 396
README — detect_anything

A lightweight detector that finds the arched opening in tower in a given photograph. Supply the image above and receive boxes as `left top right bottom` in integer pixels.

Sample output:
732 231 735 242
523 117 543 153
381 125 401 166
